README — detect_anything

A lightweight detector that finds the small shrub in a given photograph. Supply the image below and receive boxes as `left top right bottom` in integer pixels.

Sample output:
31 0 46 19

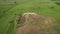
55 1 60 5
51 6 54 8
14 2 16 4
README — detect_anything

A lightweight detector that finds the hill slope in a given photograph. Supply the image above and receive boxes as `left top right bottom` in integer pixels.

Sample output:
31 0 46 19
0 0 60 34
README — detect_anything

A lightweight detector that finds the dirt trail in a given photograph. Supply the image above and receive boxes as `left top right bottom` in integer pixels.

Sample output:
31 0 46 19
15 13 58 34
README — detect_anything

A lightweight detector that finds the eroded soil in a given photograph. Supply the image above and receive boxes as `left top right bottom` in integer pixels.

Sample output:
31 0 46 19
15 13 59 34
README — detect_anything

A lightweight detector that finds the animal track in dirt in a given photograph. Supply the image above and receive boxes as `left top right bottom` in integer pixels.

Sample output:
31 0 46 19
15 13 59 34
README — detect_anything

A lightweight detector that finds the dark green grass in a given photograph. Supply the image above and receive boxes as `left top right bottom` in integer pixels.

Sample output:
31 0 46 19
0 0 60 34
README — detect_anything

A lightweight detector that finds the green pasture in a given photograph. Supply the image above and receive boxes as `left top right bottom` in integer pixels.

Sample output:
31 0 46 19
0 0 60 34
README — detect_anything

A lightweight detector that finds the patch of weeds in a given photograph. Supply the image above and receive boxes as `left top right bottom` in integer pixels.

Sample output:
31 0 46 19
9 20 14 23
26 31 30 34
55 1 60 5
51 6 54 8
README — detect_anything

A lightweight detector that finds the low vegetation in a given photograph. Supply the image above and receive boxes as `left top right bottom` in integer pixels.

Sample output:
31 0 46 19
0 0 60 34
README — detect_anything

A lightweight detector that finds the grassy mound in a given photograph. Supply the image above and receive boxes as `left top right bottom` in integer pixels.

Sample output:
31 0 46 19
0 0 60 34
15 13 58 34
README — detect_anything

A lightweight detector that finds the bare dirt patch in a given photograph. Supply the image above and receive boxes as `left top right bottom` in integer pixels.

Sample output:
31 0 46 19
15 13 58 34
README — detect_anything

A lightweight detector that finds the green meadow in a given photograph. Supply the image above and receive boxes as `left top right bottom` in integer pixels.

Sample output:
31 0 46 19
0 0 60 34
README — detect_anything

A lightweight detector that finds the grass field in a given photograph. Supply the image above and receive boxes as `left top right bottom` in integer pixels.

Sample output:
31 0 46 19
0 0 60 34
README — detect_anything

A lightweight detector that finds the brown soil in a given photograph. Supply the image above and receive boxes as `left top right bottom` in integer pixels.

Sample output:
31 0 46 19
15 13 58 34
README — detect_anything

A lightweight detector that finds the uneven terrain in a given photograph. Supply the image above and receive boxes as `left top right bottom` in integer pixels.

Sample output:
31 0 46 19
15 13 58 34
0 0 60 34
